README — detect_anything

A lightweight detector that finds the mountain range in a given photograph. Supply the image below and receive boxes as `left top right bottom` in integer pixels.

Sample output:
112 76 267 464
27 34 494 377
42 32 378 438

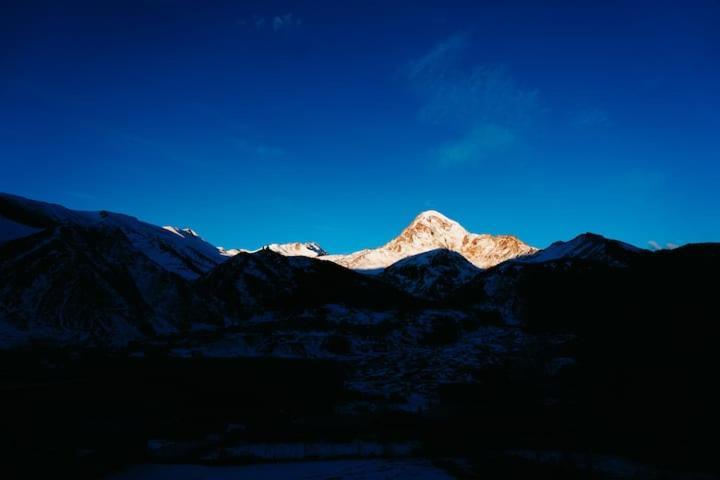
0 191 714 348
319 210 537 270
214 209 537 271
3 192 720 478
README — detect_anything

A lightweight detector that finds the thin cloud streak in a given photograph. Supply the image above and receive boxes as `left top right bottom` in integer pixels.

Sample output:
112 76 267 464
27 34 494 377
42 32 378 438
436 125 515 168
407 33 541 168
573 107 609 128
237 13 303 32
235 139 286 158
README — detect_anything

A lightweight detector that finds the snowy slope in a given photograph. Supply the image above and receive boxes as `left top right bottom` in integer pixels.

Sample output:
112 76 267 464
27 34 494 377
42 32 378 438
323 210 536 271
267 242 327 257
0 193 226 279
516 232 645 266
220 242 328 258
0 224 216 346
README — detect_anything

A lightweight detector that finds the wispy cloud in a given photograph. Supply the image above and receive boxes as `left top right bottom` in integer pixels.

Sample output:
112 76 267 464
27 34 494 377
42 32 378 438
436 125 515 168
235 139 286 158
408 33 541 168
237 13 302 32
272 13 302 31
408 34 467 84
572 107 609 128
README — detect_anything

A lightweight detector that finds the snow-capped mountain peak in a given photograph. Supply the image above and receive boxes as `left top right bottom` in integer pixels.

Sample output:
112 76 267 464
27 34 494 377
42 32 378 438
267 242 328 257
395 210 470 250
162 226 202 239
218 242 328 258
412 209 461 226
218 247 249 257
323 210 537 270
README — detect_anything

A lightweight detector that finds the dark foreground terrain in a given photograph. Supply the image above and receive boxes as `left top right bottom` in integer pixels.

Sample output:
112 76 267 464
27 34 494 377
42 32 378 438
3 290 720 479
1 194 720 478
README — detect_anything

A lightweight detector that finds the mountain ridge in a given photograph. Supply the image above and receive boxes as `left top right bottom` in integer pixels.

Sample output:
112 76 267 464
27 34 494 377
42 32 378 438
4 193 657 276
0 192 225 280
0 192 717 350
321 210 537 271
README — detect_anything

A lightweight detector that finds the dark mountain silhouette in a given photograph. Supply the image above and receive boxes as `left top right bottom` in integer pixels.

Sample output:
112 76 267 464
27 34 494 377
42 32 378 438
198 248 415 319
380 248 481 300
515 232 648 266
0 223 215 345
2 193 720 478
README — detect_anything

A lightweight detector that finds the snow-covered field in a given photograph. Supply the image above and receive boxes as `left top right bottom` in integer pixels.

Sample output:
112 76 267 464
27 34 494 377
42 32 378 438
106 459 454 480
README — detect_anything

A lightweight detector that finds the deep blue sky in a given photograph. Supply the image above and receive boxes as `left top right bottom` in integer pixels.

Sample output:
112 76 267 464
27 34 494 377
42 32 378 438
1 0 719 252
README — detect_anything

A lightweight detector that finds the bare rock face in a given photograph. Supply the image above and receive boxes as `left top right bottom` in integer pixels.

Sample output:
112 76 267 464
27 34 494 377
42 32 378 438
461 233 537 268
324 210 537 270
